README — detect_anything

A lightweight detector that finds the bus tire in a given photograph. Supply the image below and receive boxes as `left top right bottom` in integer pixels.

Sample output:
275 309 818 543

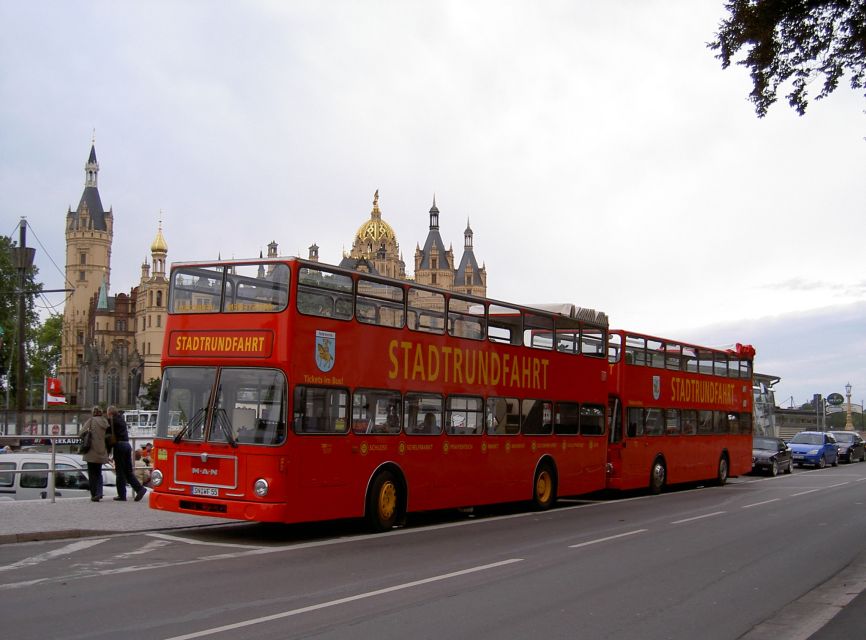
649 458 666 494
532 461 557 510
715 454 729 486
365 470 401 532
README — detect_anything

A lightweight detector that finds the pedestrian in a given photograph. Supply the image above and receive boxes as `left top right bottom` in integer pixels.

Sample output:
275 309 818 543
106 406 147 502
134 449 151 487
81 406 110 502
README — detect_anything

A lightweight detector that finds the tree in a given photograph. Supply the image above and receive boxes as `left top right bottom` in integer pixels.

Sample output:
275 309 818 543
142 377 162 410
710 1 866 117
30 314 63 391
0 235 42 404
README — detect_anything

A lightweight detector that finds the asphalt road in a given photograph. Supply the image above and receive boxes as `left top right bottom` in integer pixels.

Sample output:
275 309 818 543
2 464 865 640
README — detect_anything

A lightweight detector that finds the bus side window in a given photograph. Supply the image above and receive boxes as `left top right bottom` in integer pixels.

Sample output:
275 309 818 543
627 408 642 437
682 410 697 435
554 402 580 435
521 399 552 435
580 404 605 435
293 386 348 434
486 397 520 435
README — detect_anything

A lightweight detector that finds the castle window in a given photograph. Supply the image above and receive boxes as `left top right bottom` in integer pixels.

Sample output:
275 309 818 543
78 271 86 282
77 331 84 345
432 258 438 269
80 253 86 265
156 291 163 307
107 369 119 405
431 273 437 285
156 315 161 328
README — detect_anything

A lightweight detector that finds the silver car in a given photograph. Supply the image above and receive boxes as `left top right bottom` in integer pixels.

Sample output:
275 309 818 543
0 452 117 500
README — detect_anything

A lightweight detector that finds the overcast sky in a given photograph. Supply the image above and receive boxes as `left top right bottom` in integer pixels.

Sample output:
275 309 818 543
1 1 864 408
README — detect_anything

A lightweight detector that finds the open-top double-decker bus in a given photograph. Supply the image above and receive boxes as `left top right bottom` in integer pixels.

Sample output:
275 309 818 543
149 257 611 530
606 331 755 493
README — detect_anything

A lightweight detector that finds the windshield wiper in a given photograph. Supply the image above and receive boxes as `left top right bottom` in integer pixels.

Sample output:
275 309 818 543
213 408 238 448
174 408 207 444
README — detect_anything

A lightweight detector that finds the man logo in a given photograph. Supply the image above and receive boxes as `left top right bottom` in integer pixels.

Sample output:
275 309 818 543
652 375 661 401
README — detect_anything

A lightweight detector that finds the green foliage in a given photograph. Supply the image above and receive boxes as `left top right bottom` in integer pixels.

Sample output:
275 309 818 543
30 314 63 384
142 377 162 410
0 235 42 401
710 1 866 116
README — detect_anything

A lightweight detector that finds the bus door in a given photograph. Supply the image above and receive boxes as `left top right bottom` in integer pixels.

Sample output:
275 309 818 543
608 398 652 490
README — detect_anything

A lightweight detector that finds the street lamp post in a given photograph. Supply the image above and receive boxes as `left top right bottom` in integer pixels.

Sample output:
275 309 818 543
845 382 854 430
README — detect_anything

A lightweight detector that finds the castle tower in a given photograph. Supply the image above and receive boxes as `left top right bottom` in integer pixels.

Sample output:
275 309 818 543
60 142 114 405
414 196 454 290
341 190 406 278
454 219 487 298
134 219 169 389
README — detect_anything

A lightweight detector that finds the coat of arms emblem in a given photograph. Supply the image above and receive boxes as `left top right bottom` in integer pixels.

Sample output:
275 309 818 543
315 330 336 372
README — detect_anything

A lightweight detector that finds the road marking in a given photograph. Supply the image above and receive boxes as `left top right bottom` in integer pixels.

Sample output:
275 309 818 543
671 511 726 524
0 538 107 573
568 529 647 549
742 499 780 509
114 539 172 559
147 532 267 549
791 488 822 497
825 482 850 489
161 558 524 640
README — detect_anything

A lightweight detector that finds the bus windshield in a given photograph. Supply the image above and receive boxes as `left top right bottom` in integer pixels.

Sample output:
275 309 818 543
157 367 288 446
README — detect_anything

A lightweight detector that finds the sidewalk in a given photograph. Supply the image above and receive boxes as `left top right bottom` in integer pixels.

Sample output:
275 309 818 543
0 493 236 544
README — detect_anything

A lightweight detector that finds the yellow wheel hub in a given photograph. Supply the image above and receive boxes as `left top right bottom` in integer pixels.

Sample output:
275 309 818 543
378 481 397 520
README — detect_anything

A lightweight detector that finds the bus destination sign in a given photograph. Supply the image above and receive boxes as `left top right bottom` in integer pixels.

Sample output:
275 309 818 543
168 330 273 358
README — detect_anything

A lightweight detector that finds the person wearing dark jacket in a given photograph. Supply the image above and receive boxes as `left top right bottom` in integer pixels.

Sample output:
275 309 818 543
107 406 147 502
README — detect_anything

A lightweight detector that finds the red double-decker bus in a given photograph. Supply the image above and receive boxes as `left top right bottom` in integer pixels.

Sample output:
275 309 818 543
149 257 611 530
605 331 755 493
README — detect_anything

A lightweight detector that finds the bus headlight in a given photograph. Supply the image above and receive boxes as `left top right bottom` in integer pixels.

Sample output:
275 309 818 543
151 469 163 486
254 479 269 497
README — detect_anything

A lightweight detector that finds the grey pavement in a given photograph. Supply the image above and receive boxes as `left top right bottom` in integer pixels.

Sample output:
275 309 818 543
0 492 236 544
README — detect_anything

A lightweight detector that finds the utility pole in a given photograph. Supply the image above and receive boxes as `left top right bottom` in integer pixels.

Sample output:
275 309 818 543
11 219 35 435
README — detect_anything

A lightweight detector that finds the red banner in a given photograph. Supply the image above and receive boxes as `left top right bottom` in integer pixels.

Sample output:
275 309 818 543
46 377 66 405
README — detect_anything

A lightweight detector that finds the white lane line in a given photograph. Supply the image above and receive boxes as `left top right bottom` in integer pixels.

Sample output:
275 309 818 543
791 488 822 497
568 529 648 549
147 532 266 549
742 499 781 509
825 482 850 489
671 511 726 524
161 558 524 640
0 538 108 573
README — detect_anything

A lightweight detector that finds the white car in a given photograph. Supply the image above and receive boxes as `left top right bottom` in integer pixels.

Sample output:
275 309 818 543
0 452 118 501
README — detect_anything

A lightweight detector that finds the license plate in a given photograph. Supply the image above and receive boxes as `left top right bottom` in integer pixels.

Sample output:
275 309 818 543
191 486 218 497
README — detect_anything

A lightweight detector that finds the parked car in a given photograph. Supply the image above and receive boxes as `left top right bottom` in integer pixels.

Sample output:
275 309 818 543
827 431 866 463
752 436 793 476
0 452 117 501
788 431 839 469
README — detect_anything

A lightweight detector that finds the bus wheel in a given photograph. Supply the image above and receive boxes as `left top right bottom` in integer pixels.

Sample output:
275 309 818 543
366 470 400 532
532 463 557 510
649 459 666 494
716 455 729 486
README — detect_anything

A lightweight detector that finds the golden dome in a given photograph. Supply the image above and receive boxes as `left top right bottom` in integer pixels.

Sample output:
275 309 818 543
355 190 396 245
151 222 168 253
